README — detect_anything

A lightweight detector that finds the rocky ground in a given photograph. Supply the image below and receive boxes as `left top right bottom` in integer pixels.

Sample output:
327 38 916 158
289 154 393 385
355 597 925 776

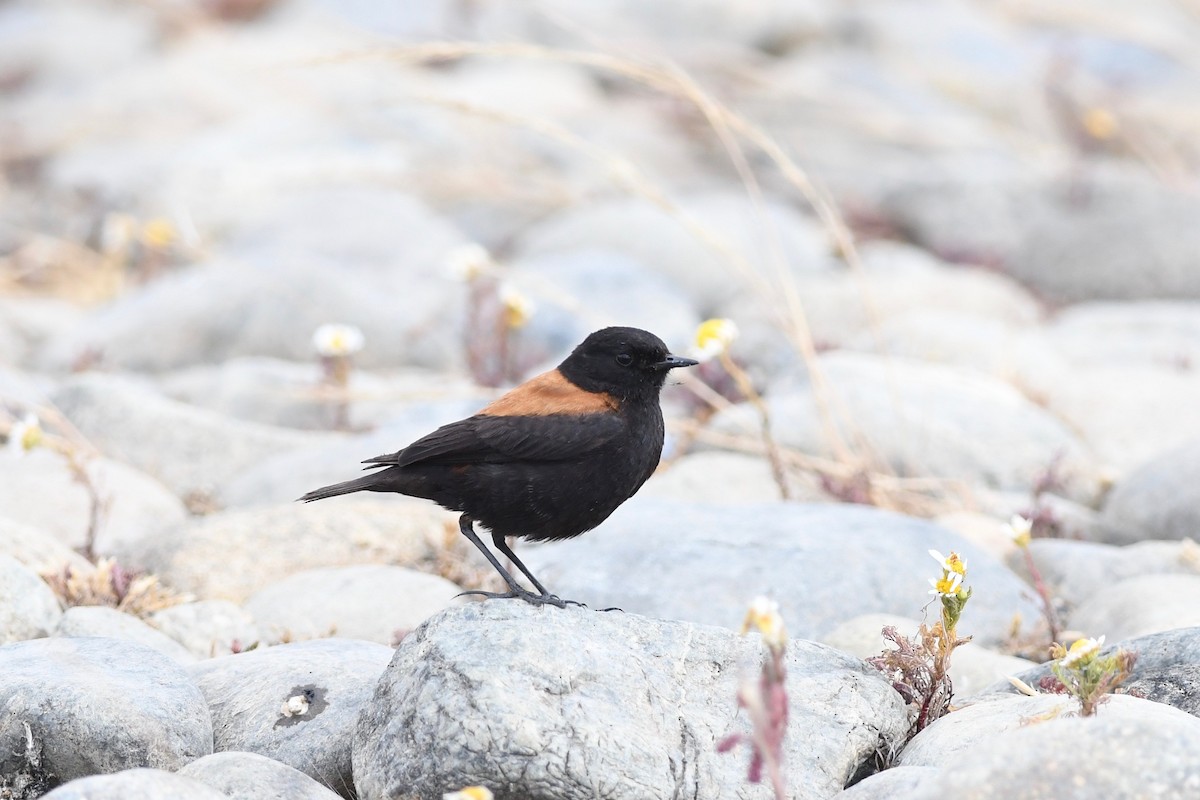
3 0 1200 798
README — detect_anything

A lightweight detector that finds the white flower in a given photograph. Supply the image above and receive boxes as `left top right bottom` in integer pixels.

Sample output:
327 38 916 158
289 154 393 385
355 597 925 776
928 549 967 576
692 318 739 363
6 414 42 455
312 323 365 357
1005 514 1033 547
499 284 535 329
446 243 494 282
443 789 493 800
928 572 963 597
741 595 786 651
1061 635 1105 668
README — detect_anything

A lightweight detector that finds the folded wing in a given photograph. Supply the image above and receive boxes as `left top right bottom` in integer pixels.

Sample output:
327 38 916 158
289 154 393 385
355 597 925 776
362 413 625 468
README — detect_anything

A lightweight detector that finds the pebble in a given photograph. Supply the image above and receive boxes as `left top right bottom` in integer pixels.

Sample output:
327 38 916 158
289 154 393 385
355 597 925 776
179 751 345 800
0 638 212 789
353 602 907 800
187 638 393 797
0 554 62 644
245 564 462 645
523 499 1046 648
54 605 196 664
122 500 455 602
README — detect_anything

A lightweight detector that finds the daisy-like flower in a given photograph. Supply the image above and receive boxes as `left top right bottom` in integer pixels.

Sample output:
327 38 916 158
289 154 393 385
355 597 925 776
928 549 967 577
928 571 963 598
499 285 535 329
6 413 43 455
140 218 177 249
312 323 365 358
741 595 786 652
443 788 493 800
101 213 137 255
1005 514 1033 548
692 318 739 363
445 243 494 282
1061 635 1105 669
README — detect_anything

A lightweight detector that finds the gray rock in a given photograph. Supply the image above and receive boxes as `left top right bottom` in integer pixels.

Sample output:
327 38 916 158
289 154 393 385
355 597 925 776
1126 665 1200 718
1014 539 1200 610
0 638 212 790
514 192 835 311
123 500 453 602
0 366 57 408
159 357 478 432
971 626 1200 716
523 499 1045 648
1068 573 1200 642
898 694 1075 768
836 766 938 799
641 451 808 505
797 242 1043 346
180 751 344 800
246 565 462 646
55 606 195 664
41 769 228 800
1101 439 1200 543
1041 365 1200 474
902 694 1195 769
1045 301 1200 369
353 602 908 800
0 299 83 368
847 311 1063 398
0 449 186 554
51 373 323 498
820 613 1036 698
506 249 700 369
150 600 262 659
215 401 485 508
0 516 93 575
0 554 62 643
882 165 1200 303
905 696 1200 800
188 638 393 798
709 352 1099 502
40 249 468 374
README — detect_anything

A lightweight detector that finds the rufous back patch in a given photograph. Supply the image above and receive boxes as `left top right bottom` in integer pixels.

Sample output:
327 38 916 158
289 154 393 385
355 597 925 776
480 370 619 417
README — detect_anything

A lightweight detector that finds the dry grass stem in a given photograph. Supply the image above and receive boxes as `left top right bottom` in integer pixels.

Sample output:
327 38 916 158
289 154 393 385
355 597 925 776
41 558 193 618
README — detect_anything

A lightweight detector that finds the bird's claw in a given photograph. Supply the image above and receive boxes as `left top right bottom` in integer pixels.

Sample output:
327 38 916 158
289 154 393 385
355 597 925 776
455 588 586 609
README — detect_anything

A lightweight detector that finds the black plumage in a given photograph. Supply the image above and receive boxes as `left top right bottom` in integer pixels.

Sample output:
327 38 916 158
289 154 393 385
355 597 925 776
299 326 697 607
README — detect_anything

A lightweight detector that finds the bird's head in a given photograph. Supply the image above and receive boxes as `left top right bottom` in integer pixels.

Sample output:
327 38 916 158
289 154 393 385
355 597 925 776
559 326 698 402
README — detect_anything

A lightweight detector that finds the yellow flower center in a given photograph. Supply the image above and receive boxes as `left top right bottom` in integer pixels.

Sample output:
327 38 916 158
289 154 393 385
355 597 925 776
694 318 738 354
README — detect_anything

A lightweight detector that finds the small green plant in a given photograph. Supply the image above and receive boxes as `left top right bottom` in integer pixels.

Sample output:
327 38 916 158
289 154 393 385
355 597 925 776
718 596 789 800
869 550 972 742
1042 636 1137 717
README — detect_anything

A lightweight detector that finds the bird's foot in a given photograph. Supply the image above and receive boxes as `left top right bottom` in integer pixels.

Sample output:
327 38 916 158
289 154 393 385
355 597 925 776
456 588 586 609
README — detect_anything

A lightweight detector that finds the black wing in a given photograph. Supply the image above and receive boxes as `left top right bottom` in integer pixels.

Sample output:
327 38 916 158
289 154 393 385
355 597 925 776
362 413 625 468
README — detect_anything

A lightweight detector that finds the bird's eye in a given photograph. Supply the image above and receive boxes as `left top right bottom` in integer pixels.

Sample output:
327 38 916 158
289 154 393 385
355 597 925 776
615 353 634 367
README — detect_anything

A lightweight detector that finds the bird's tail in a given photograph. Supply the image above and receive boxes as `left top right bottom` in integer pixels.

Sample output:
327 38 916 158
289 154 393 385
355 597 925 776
298 473 388 503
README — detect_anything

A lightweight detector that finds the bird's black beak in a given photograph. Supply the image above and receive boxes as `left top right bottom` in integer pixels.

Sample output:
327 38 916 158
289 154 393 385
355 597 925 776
653 353 700 371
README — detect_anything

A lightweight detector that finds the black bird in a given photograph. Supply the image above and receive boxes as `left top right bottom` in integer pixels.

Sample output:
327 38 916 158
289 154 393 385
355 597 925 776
299 326 698 607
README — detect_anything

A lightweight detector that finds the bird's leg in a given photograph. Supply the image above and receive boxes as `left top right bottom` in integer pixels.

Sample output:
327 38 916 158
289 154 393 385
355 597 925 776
491 531 587 608
456 515 568 608
490 532 550 595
